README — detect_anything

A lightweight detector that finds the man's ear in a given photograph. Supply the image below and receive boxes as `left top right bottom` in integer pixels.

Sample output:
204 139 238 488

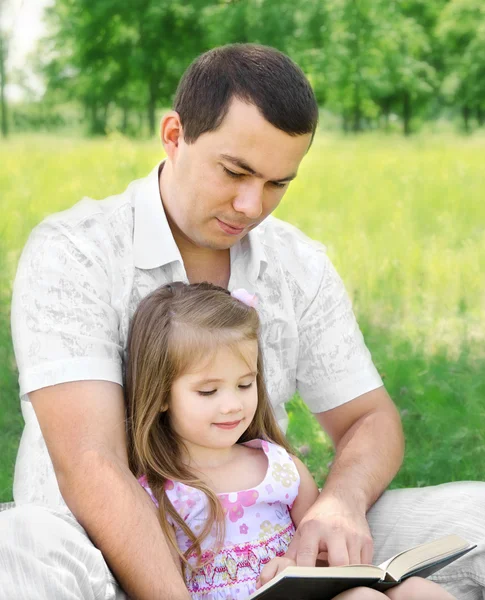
160 111 183 161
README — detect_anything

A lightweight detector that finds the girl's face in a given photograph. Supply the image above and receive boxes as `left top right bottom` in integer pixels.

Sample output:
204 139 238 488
169 339 259 458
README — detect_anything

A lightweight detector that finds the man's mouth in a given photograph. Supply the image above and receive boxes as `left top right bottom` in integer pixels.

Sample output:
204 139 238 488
216 219 246 235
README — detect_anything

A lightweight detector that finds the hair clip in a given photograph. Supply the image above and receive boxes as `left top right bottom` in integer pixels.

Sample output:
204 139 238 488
231 288 258 308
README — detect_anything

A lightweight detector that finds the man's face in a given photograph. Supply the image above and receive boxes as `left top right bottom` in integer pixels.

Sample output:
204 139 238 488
165 98 312 250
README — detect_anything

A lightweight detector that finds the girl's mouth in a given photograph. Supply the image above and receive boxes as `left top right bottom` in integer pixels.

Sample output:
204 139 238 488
213 420 242 430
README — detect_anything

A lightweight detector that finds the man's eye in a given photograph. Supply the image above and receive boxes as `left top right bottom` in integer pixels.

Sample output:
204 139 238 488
223 166 243 179
198 390 216 396
239 382 253 390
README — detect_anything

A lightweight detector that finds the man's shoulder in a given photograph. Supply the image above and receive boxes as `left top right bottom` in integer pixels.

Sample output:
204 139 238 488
256 216 329 285
258 216 327 257
40 178 140 235
18 174 150 280
28 174 149 257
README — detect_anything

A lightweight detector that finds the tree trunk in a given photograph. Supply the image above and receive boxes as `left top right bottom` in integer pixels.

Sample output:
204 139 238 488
138 111 143 136
352 92 362 133
403 91 411 136
121 103 129 134
342 113 349 133
476 107 483 128
147 78 157 138
89 101 106 135
90 101 98 134
382 98 391 132
351 0 362 134
0 32 8 138
462 106 470 133
102 102 109 133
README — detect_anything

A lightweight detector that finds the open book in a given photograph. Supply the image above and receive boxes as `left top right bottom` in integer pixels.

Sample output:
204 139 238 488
249 534 475 600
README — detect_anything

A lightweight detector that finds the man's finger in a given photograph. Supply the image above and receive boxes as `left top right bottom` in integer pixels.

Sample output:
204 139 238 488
294 530 321 567
326 534 350 567
347 534 362 565
360 536 374 565
284 533 300 561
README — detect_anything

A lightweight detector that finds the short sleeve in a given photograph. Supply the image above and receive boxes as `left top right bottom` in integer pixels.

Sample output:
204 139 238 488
11 219 123 398
296 252 383 413
138 476 179 528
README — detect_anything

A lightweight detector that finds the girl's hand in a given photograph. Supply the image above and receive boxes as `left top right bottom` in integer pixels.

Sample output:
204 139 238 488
256 557 295 589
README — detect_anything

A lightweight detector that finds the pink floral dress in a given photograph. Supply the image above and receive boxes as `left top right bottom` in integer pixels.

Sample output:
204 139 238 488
139 439 300 600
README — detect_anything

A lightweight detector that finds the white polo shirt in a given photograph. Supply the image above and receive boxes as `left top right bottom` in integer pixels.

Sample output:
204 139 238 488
10 163 383 508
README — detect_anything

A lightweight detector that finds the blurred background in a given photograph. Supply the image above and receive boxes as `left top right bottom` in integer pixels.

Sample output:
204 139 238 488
1 0 484 502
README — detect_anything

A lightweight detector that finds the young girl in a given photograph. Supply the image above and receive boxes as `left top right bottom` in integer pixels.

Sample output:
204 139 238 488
125 281 455 600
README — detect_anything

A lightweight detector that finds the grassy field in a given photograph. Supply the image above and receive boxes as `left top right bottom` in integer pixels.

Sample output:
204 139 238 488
1 131 484 501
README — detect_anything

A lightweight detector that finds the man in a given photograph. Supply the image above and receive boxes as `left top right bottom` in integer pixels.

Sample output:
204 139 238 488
1 44 484 600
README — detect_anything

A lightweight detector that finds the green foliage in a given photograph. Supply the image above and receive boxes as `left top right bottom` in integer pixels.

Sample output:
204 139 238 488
40 0 212 135
1 131 484 499
437 0 485 130
16 0 480 136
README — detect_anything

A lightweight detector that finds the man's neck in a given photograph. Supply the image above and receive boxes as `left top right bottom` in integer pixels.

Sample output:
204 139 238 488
159 160 231 288
181 245 231 289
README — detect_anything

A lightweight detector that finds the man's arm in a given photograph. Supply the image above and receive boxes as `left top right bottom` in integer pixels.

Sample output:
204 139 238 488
31 380 190 600
285 386 404 568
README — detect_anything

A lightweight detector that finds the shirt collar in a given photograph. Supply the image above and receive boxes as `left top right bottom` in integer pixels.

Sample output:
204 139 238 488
237 228 268 284
133 161 182 270
133 161 268 281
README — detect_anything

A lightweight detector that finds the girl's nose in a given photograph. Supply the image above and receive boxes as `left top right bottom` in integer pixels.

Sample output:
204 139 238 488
220 393 243 414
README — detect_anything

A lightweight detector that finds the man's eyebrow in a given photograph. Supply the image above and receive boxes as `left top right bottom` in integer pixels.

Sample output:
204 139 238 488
220 154 297 183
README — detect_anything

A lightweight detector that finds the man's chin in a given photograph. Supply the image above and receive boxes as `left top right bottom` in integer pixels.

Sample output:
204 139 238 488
199 228 249 250
202 237 242 251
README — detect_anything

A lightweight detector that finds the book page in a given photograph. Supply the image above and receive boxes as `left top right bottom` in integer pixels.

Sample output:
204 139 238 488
378 535 469 582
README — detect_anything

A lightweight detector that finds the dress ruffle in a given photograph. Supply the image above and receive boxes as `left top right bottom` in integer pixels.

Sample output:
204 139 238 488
138 440 300 600
185 522 295 599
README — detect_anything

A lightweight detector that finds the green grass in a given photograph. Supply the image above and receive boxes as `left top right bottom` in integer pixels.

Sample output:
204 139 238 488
1 131 484 500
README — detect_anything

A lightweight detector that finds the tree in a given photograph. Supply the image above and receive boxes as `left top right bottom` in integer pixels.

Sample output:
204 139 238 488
128 0 211 136
324 0 379 132
438 0 485 132
0 0 9 137
41 0 212 136
370 6 437 135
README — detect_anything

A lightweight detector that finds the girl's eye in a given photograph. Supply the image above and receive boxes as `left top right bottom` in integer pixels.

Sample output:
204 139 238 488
223 166 243 179
239 382 253 390
272 181 286 189
198 390 216 396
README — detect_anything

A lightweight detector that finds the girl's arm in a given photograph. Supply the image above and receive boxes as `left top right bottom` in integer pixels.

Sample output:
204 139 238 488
259 455 320 588
289 455 320 528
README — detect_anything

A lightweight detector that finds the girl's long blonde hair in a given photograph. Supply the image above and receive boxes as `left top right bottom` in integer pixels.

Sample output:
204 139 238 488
125 281 292 566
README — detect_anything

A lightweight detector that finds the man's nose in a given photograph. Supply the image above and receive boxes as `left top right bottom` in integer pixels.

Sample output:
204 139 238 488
232 182 264 220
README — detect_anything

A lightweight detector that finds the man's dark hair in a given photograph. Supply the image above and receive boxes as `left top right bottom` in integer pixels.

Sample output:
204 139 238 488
173 44 319 143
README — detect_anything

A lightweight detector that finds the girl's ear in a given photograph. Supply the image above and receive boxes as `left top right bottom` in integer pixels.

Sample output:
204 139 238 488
160 403 169 413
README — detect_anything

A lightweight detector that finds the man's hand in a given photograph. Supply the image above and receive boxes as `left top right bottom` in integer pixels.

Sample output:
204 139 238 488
285 387 403 569
256 557 296 589
285 493 374 567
